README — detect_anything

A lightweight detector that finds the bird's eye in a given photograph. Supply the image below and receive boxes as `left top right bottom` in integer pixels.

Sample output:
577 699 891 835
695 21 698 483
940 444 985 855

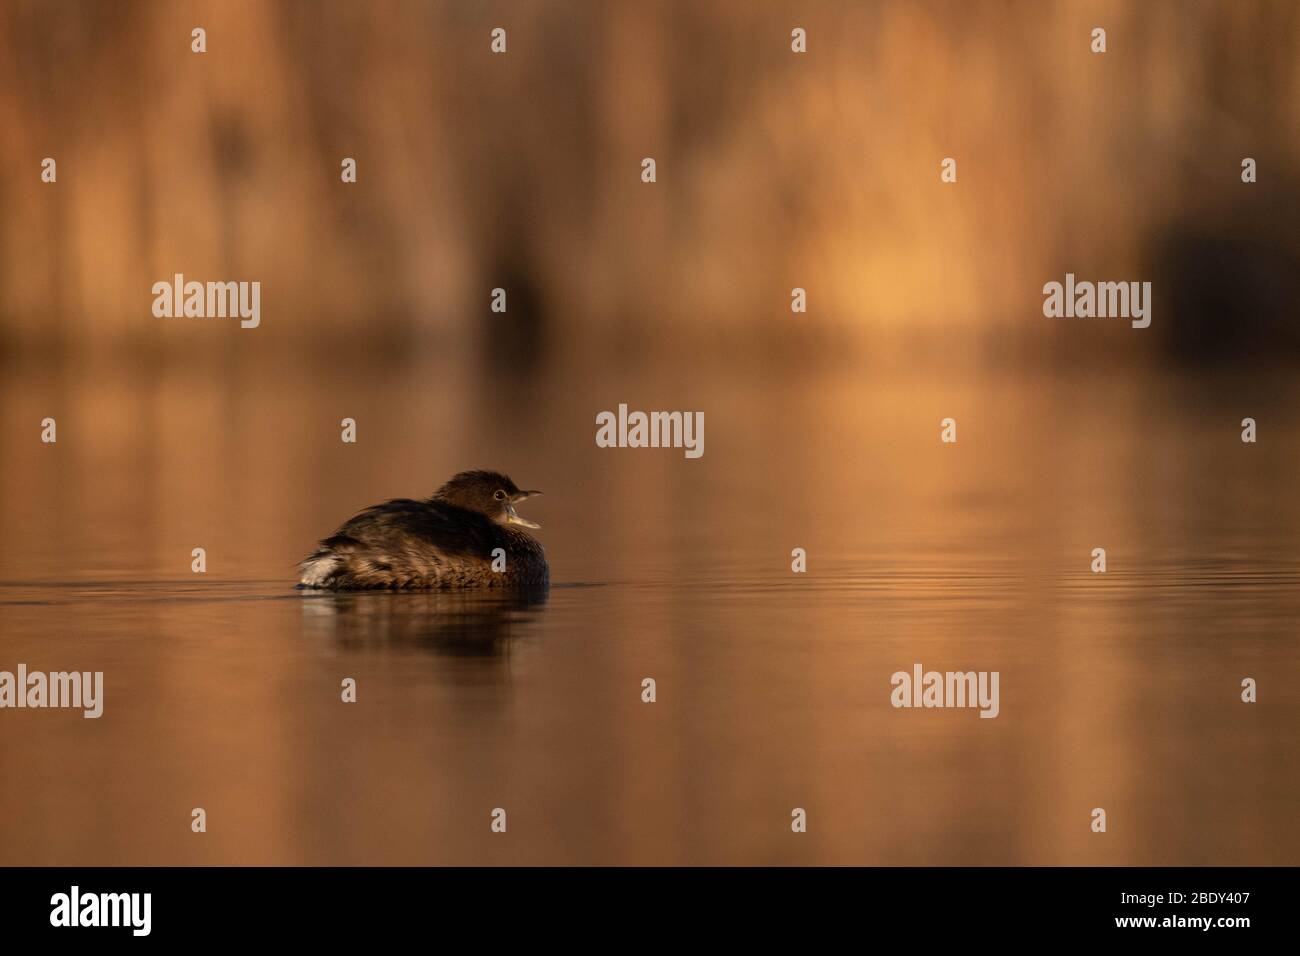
494 490 506 501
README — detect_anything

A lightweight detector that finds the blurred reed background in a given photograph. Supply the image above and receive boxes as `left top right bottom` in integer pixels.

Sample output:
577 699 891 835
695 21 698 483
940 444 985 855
0 1 1298 866
1 0 1297 369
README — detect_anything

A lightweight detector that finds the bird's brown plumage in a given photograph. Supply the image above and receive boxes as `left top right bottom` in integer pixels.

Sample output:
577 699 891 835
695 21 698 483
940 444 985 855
298 472 547 590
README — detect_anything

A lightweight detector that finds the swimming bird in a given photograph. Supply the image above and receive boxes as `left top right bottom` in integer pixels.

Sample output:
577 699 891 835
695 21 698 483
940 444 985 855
298 471 547 590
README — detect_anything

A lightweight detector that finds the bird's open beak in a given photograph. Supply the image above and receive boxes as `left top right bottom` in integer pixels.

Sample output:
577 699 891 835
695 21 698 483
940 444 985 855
506 490 541 528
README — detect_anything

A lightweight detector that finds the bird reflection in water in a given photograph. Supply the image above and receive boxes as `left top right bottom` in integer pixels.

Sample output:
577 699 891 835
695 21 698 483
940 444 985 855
297 586 549 658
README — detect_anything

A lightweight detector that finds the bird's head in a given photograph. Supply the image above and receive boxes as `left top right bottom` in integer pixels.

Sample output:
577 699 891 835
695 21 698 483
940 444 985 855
434 470 542 529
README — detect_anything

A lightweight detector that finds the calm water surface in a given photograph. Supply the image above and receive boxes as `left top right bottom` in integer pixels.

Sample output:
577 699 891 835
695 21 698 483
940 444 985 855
1 361 1297 864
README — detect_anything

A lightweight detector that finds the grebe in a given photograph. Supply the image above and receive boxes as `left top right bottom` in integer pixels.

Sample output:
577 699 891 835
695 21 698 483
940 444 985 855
298 471 546 590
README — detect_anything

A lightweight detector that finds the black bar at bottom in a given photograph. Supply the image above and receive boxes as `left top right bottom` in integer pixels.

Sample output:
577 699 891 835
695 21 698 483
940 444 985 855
0 866 1289 941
